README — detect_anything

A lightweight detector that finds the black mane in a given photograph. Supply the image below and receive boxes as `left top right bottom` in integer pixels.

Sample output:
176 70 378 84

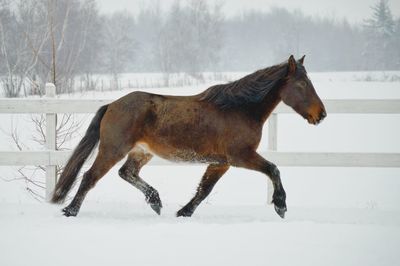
199 62 289 109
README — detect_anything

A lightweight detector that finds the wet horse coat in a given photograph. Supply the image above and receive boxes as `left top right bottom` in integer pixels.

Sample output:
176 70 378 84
52 55 326 218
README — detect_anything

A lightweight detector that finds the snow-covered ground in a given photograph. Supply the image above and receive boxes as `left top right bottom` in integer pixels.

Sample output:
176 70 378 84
0 71 399 266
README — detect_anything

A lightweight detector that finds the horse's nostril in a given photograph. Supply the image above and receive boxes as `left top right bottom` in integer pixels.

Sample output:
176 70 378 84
321 110 327 118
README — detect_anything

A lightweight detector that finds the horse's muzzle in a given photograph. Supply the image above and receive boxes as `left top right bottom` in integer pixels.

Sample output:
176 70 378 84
307 109 327 125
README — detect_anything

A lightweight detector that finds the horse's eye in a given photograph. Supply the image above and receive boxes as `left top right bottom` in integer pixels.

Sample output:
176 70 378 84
299 81 307 88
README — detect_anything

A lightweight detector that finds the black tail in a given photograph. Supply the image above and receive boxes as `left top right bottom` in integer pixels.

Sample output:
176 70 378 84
51 105 109 203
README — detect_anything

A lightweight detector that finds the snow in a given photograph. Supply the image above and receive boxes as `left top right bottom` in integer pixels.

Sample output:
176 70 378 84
0 71 400 266
1 201 399 266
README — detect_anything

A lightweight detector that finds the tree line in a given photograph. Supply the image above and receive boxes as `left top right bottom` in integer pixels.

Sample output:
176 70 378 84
0 0 399 97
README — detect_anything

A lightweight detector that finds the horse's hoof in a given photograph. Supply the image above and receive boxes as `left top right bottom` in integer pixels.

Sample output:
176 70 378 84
150 202 162 215
62 206 78 217
274 205 287 219
176 207 193 217
146 192 162 215
272 190 286 219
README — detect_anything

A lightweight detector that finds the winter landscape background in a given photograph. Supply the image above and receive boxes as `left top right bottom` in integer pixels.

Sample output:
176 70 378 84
0 0 400 266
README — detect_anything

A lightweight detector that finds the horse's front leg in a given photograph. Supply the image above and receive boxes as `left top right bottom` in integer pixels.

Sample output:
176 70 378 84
177 164 229 217
230 150 287 218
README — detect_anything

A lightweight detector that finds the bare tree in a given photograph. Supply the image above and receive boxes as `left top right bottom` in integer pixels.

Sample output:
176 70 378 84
134 0 162 73
6 113 84 200
101 11 136 89
77 0 103 91
184 0 223 77
0 0 102 97
0 0 49 97
38 0 102 94
155 0 223 84
364 0 396 70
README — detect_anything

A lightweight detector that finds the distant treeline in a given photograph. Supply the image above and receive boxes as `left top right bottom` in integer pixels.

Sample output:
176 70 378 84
0 0 399 96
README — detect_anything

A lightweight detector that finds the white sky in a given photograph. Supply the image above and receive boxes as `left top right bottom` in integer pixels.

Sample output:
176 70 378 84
97 0 400 24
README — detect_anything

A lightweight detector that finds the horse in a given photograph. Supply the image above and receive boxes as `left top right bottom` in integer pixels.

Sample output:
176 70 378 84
51 55 326 218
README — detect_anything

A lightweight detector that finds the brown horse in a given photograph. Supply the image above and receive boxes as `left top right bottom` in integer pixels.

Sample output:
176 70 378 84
51 55 326 218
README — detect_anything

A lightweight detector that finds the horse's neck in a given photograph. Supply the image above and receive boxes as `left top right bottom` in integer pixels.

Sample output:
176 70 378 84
252 85 282 123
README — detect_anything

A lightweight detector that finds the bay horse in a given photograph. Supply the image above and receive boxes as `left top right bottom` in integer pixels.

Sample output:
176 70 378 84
51 55 326 218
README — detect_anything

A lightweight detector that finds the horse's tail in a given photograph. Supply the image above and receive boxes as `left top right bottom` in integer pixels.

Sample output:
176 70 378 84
51 105 109 204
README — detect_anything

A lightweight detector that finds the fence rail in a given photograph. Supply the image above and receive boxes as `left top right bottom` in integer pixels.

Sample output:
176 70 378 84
0 83 399 201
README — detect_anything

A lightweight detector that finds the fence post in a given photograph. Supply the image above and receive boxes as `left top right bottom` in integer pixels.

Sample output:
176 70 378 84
45 83 57 202
267 113 278 204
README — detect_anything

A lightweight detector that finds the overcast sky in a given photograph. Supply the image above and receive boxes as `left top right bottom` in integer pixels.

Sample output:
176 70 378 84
97 0 400 24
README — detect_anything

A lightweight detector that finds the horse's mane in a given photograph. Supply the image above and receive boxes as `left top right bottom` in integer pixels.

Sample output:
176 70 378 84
199 62 289 109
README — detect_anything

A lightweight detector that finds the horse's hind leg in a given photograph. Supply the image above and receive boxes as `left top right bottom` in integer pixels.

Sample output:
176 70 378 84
118 148 162 215
177 164 229 217
62 146 128 217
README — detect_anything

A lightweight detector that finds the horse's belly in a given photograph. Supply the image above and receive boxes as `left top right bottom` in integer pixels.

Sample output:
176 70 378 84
136 141 227 164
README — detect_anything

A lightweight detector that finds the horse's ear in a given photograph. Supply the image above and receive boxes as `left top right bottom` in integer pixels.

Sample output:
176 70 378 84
288 55 296 74
299 55 305 65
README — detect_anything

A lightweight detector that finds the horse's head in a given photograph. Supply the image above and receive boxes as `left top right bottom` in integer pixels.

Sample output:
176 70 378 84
280 55 326 125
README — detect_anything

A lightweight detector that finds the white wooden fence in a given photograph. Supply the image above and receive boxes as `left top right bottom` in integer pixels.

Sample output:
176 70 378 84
1 83 400 201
